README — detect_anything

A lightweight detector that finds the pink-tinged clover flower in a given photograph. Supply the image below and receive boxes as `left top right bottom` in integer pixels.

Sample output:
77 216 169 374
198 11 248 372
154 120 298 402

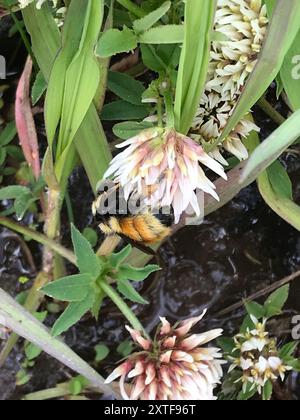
104 128 227 224
105 310 224 400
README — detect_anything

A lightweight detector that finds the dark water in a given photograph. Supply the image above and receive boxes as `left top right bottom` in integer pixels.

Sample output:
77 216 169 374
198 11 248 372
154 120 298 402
1 17 300 401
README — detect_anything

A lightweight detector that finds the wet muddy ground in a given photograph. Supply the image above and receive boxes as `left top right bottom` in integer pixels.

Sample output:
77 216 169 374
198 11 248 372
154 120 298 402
1 16 300 400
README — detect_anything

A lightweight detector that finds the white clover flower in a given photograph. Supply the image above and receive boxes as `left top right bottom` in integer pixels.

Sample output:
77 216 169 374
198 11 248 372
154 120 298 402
105 310 225 400
18 0 58 11
229 316 293 394
18 0 34 7
191 0 268 164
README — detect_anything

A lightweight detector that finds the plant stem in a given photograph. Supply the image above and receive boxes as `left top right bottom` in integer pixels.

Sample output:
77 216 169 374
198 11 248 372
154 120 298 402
0 271 51 367
43 188 65 277
116 0 145 18
94 0 114 111
257 97 286 126
0 216 76 266
164 90 175 128
99 280 148 337
65 189 74 225
97 236 121 257
23 384 71 401
215 269 300 317
157 97 163 127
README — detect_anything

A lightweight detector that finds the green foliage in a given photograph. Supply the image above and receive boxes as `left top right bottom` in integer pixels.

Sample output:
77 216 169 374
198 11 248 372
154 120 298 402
41 228 159 336
101 100 149 121
82 227 98 248
117 340 133 358
94 344 110 362
216 0 300 148
116 264 160 281
97 2 181 58
138 25 184 44
113 121 154 140
16 369 31 386
69 376 89 396
242 110 300 226
71 225 102 279
107 71 145 105
264 285 290 318
117 279 148 304
0 176 45 219
45 0 103 183
280 26 300 111
262 380 273 401
237 383 258 401
245 301 265 319
246 124 300 233
97 27 138 58
0 121 23 183
133 1 171 34
221 285 298 401
42 274 93 302
244 286 290 324
174 0 217 134
31 71 47 105
140 44 180 73
51 292 95 337
22 1 111 193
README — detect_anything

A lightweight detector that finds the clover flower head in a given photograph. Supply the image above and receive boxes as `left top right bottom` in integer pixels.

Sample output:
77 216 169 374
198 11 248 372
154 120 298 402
105 128 227 224
105 310 225 400
229 316 293 394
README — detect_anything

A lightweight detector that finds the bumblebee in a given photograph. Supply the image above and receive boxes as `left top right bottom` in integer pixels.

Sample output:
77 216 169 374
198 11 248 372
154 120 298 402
92 181 174 255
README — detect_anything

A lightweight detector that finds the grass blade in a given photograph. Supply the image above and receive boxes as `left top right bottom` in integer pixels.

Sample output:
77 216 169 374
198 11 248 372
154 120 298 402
258 168 300 231
281 27 300 110
174 0 217 135
241 109 300 182
23 1 111 191
22 3 60 78
246 131 300 231
44 0 90 147
56 0 103 155
0 288 118 398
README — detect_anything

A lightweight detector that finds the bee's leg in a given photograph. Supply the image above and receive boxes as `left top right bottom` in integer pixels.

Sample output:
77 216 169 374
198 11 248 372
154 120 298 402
118 234 163 266
119 234 155 256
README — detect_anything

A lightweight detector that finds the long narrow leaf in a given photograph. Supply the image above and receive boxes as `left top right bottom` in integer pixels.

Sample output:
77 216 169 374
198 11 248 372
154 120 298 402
258 168 300 231
22 3 60 78
281 28 300 110
22 2 111 191
0 288 118 398
247 130 300 231
174 0 217 135
57 1 103 155
241 109 300 182
44 0 89 147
